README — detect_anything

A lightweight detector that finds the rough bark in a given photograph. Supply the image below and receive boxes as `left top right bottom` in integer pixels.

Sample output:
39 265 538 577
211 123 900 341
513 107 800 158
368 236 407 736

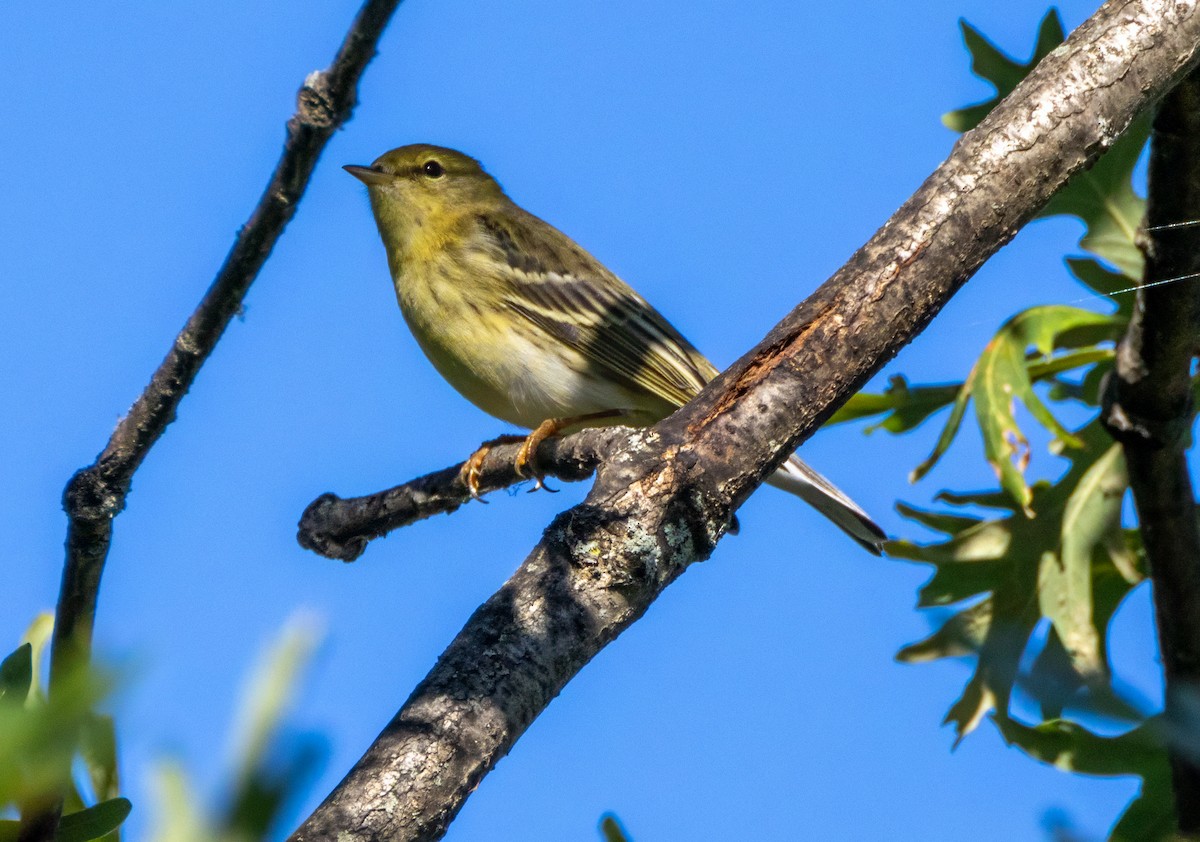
290 2 1200 840
1103 64 1200 836
298 428 627 562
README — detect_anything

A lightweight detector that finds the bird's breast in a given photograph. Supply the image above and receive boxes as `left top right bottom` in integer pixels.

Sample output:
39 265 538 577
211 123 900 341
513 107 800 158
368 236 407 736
391 258 646 429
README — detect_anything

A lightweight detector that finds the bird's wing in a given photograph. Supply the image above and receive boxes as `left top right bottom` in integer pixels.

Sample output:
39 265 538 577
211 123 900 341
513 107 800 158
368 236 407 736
475 210 717 409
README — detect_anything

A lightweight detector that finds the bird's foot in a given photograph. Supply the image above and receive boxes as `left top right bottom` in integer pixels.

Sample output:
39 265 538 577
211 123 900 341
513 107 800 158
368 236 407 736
459 434 525 500
515 419 564 493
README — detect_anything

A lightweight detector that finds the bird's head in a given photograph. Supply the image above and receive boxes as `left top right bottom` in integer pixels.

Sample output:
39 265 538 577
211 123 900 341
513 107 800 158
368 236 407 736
345 145 506 255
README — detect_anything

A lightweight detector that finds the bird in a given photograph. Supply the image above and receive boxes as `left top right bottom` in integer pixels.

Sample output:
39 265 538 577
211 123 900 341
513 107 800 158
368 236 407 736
344 144 886 554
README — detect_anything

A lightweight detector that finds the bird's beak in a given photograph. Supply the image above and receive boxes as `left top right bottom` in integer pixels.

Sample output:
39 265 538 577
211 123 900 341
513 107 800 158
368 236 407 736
343 164 391 186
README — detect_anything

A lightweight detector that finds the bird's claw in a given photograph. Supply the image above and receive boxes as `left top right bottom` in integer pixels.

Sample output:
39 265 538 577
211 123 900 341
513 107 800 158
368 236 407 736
459 434 524 501
459 449 490 502
514 427 558 494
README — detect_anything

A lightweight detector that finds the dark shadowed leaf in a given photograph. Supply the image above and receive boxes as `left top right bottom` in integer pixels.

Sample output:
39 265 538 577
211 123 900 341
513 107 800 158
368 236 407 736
56 798 132 842
897 599 992 663
1066 257 1137 320
0 644 32 707
1039 115 1149 278
942 9 1065 131
998 717 1173 840
600 813 631 842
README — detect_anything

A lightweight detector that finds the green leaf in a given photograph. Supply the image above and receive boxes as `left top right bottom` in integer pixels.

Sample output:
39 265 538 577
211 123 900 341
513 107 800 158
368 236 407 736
149 764 210 842
80 714 120 803
896 599 992 663
0 644 32 707
951 307 1111 507
1066 257 1137 319
909 370 975 483
893 501 981 537
997 716 1166 777
1039 114 1150 277
998 716 1175 839
220 615 324 841
1039 444 1128 678
936 488 1021 510
908 306 1114 491
828 376 961 434
894 421 1139 742
1026 347 1114 381
20 614 54 703
942 9 1064 132
599 813 631 842
56 798 132 842
1110 769 1176 841
973 329 1040 511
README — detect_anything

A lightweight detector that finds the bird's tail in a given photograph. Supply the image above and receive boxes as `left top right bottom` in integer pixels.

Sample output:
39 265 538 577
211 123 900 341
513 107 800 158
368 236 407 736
766 455 887 555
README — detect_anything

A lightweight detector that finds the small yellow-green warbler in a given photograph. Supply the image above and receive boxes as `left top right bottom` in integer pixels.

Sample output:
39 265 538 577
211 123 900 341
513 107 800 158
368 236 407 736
345 144 885 553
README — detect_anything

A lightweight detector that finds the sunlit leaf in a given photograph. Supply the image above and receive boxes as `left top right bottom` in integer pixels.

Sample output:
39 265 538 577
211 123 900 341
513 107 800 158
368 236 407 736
1026 347 1114 381
222 615 325 841
1038 444 1127 678
828 376 961 433
149 764 210 842
909 371 975 484
942 9 1064 132
908 307 1114 493
20 614 53 703
0 659 110 807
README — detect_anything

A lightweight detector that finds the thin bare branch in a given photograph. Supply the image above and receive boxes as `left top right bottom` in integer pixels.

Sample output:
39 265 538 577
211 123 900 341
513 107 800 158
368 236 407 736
291 2 1200 840
30 5 403 838
298 428 627 561
53 0 403 680
1103 62 1200 835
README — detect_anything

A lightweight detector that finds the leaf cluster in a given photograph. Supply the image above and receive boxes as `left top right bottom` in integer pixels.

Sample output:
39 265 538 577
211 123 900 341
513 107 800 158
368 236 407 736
832 10 1177 838
0 615 128 842
0 614 325 842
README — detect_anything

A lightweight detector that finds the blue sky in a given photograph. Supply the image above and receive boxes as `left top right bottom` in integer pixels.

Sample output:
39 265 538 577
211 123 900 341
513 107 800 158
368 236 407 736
1 1 1166 839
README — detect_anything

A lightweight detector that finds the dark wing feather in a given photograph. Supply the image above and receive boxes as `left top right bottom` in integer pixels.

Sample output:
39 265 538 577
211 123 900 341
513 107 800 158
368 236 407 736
476 210 717 408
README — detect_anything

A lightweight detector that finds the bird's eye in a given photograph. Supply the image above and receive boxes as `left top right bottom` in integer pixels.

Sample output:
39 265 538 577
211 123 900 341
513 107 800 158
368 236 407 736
422 160 444 178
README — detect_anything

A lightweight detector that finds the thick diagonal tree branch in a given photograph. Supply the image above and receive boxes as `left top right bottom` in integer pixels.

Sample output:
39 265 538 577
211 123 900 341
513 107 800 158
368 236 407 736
1103 65 1200 834
290 3 1200 840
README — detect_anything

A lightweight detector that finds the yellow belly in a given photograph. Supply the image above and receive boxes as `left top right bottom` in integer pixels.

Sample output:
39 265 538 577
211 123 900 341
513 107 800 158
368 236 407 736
394 266 664 429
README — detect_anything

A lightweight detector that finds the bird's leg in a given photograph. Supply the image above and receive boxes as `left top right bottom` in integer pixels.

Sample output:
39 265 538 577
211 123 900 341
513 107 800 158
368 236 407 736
459 434 525 500
517 410 625 491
